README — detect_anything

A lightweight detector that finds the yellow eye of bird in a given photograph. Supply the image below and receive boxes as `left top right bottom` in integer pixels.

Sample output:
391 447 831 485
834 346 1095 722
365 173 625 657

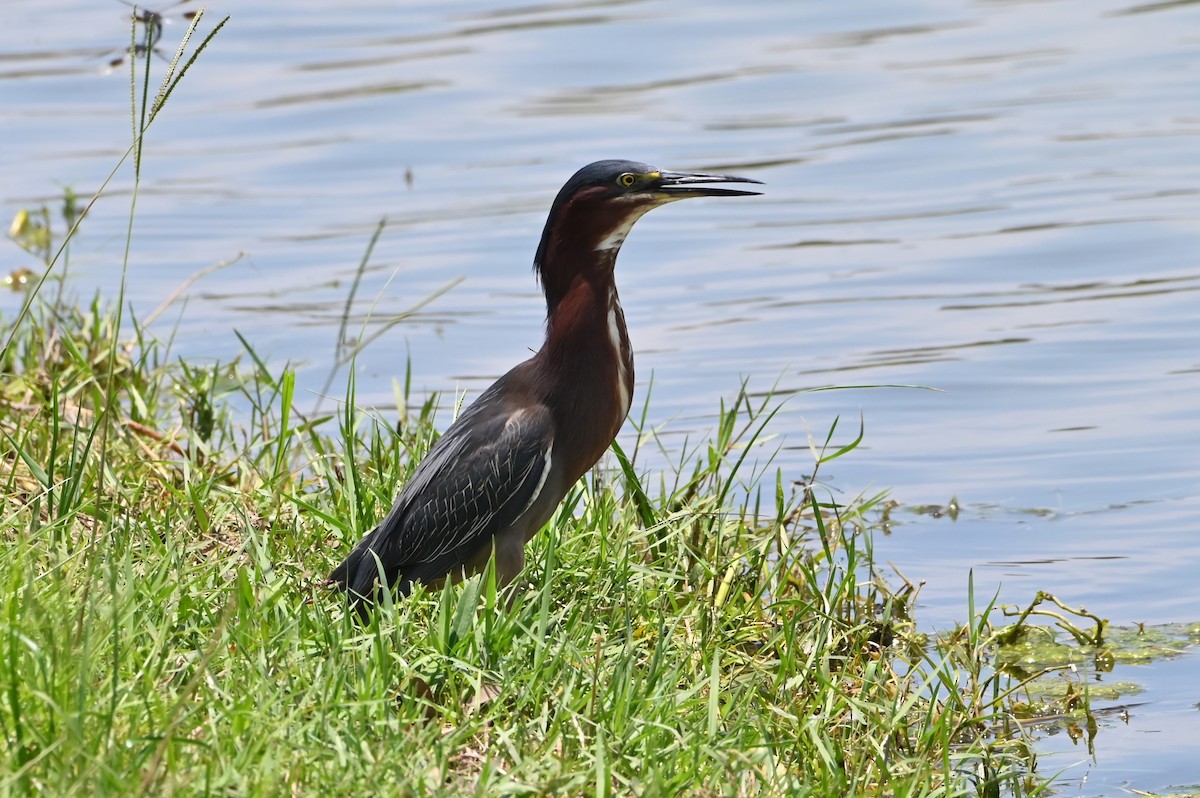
618 173 637 188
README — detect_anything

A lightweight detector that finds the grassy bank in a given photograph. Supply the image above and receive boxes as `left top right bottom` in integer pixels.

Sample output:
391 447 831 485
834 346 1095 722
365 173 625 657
0 296 1045 796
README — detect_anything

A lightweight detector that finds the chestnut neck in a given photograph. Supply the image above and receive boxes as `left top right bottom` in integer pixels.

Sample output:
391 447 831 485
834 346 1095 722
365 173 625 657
528 196 638 478
531 270 633 481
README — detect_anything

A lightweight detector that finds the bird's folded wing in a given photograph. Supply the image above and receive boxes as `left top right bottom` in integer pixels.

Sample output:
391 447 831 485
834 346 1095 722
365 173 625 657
367 400 554 581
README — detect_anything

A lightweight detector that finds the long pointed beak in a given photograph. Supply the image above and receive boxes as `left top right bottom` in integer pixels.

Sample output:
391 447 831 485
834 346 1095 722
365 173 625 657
655 170 764 198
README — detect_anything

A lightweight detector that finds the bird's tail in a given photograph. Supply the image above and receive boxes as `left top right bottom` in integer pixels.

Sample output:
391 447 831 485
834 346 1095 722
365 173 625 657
328 533 410 617
327 533 381 596
327 548 360 592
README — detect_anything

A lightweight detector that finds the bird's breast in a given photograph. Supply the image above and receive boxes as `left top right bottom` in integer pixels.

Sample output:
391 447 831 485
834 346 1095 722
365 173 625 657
537 277 636 483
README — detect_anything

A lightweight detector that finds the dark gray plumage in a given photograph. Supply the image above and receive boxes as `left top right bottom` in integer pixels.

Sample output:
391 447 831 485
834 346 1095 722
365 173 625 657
329 372 554 603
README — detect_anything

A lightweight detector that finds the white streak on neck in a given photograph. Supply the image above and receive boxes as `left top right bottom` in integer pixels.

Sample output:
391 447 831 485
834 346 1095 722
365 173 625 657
607 293 632 415
595 203 655 252
595 217 635 252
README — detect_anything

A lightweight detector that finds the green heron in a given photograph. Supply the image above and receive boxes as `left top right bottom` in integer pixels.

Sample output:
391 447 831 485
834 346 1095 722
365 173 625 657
330 159 761 610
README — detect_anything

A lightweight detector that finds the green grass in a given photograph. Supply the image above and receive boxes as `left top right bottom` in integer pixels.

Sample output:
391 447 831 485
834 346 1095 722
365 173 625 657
0 17 1052 797
0 296 1049 796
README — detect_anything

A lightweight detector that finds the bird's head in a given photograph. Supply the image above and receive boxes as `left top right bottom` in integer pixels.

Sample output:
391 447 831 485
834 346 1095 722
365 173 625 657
533 159 761 297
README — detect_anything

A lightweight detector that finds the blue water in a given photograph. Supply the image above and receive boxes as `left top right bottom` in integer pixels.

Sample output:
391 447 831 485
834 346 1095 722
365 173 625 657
2 0 1198 791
